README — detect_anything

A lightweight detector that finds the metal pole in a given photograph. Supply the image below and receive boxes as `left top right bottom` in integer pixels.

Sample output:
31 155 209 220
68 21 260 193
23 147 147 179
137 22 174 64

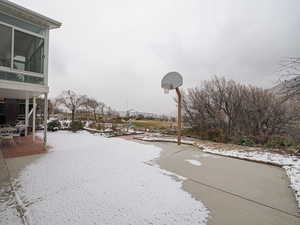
25 96 29 136
175 88 182 145
32 97 36 141
43 93 48 149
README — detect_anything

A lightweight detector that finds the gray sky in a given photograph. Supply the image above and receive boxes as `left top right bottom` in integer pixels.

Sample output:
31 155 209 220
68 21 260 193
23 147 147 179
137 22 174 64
14 0 300 114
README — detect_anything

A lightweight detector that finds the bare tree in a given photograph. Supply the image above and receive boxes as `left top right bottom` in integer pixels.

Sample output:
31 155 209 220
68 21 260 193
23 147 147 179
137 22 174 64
182 76 300 142
98 102 105 115
106 106 113 116
56 90 86 122
85 98 105 122
49 98 60 116
279 57 300 99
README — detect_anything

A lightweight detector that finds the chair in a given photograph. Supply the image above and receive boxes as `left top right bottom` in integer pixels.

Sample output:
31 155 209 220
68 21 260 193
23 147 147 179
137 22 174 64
12 128 21 144
0 128 15 146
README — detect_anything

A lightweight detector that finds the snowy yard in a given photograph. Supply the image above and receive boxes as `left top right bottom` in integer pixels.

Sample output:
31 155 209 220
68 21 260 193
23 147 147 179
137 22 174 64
0 131 209 225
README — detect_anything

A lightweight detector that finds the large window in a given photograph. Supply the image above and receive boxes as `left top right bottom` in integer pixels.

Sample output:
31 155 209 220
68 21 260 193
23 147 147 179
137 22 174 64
14 30 44 74
0 23 12 68
0 19 46 85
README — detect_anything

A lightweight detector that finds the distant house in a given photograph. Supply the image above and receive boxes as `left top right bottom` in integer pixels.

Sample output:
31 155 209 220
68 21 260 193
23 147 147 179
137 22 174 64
118 109 159 119
0 0 61 145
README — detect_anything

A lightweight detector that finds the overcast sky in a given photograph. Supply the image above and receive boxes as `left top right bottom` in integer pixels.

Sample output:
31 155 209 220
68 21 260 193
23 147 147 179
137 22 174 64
14 0 300 114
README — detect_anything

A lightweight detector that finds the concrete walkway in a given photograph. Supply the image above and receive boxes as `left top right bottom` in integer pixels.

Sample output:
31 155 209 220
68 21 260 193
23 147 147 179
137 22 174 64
141 141 300 225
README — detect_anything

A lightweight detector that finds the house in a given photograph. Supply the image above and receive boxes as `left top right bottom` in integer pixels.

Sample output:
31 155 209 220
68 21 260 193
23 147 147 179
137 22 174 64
0 0 61 146
118 109 160 119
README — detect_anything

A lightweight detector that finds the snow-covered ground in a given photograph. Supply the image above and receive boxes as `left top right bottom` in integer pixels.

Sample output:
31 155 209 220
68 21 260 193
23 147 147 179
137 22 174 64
84 127 144 136
135 136 300 208
186 159 202 166
136 136 195 145
0 131 209 225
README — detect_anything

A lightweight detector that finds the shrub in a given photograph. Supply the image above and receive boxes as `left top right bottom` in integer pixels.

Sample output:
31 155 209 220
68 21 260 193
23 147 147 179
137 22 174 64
47 120 61 132
61 121 71 129
70 120 84 132
266 136 294 148
235 136 255 146
252 136 267 145
207 128 224 142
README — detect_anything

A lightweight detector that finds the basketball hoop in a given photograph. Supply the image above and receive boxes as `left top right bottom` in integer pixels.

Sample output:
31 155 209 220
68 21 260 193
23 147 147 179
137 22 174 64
161 72 183 145
161 72 182 93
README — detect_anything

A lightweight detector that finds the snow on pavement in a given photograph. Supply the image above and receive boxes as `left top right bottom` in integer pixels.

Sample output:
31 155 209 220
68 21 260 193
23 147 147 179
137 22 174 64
185 160 202 166
193 153 221 159
1 131 209 225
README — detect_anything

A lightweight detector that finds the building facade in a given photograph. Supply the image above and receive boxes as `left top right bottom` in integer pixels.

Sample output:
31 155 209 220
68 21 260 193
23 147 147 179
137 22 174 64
0 0 61 145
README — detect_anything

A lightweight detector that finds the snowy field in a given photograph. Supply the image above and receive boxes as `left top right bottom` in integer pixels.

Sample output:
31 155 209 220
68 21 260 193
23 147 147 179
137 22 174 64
0 131 209 225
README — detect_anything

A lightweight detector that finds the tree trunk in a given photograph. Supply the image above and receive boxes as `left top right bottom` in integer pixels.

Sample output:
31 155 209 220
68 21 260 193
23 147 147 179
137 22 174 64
94 109 97 122
72 110 75 122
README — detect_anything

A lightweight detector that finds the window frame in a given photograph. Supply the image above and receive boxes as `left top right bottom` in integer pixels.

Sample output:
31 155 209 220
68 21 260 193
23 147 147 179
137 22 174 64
0 20 46 79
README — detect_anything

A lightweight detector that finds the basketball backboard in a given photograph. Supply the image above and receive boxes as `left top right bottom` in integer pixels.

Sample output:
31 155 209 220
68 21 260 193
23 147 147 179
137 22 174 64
161 72 183 93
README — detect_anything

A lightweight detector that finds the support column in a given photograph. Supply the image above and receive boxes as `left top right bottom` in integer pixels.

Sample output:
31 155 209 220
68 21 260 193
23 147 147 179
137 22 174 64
175 88 182 145
25 96 29 136
32 97 36 141
43 93 48 148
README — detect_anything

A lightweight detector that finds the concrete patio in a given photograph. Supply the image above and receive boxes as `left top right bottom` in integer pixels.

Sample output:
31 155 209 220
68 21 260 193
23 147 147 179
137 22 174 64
1 135 45 159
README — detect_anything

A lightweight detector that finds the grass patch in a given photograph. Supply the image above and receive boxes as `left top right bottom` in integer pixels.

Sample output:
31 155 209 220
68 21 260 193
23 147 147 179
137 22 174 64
132 120 175 129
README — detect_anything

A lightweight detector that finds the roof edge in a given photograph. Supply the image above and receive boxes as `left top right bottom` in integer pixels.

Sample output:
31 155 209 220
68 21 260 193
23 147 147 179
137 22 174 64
0 0 62 29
